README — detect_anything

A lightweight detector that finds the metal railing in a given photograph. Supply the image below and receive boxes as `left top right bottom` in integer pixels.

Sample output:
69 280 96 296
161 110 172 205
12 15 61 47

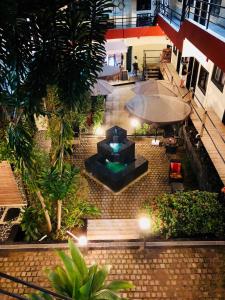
160 61 225 165
107 13 153 29
188 0 225 30
158 3 182 27
158 0 225 34
0 271 72 300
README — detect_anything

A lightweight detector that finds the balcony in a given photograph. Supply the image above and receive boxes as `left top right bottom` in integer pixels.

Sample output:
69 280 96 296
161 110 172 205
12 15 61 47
158 0 225 40
107 13 154 29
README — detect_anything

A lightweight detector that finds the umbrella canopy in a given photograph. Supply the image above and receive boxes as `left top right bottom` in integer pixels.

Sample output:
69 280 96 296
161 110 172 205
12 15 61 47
91 80 114 96
98 65 120 79
132 79 178 97
104 40 128 55
126 94 191 125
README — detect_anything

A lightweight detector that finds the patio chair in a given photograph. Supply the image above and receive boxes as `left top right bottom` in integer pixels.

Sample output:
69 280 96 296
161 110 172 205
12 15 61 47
169 159 183 183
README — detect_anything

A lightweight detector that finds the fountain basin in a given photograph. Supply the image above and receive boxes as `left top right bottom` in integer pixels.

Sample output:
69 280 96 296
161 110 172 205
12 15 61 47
85 154 148 192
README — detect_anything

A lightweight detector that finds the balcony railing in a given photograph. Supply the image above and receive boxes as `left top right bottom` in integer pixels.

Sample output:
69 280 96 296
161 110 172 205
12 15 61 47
107 13 153 29
187 0 225 33
158 0 225 37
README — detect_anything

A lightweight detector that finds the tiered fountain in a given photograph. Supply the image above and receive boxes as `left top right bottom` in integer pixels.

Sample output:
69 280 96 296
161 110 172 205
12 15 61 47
85 126 148 192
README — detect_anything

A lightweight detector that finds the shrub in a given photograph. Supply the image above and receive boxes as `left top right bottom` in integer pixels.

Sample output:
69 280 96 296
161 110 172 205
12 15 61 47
21 207 44 242
145 191 225 239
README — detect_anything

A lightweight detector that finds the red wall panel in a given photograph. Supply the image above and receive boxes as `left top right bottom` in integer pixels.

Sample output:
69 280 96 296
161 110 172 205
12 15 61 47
106 26 165 39
157 15 225 72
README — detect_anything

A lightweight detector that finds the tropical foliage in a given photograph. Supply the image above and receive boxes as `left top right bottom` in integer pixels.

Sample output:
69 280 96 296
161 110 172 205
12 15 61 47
28 239 134 300
144 191 225 239
0 0 112 239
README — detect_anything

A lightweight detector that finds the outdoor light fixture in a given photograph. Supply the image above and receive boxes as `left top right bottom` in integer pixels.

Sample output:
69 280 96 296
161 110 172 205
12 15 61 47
138 216 151 249
130 118 140 128
66 230 88 247
95 126 104 136
138 216 151 231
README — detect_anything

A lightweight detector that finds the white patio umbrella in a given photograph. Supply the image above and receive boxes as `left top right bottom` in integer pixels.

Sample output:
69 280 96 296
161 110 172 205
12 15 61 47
90 79 114 96
126 94 191 125
132 79 178 97
98 65 120 79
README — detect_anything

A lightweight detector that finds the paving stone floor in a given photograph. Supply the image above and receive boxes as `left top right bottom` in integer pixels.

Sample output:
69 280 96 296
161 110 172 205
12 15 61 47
1 246 225 299
72 137 171 218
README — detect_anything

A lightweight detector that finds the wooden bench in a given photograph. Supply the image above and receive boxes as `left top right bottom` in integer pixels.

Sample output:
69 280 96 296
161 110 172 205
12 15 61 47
0 161 25 224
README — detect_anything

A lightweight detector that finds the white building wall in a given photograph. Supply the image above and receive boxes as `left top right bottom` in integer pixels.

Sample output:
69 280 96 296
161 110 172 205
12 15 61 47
172 38 225 120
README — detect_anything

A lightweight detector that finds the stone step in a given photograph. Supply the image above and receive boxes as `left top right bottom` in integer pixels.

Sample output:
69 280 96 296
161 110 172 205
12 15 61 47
87 219 142 240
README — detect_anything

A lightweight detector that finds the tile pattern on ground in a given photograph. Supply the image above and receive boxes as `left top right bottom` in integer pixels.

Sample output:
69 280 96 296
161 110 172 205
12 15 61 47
1 247 225 300
72 137 171 219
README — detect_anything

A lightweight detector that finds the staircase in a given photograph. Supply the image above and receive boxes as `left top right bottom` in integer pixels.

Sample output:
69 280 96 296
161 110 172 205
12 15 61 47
143 49 162 80
144 63 161 80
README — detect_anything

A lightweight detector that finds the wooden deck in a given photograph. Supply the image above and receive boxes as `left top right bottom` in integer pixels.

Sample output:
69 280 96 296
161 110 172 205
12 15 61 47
0 161 24 208
161 63 225 185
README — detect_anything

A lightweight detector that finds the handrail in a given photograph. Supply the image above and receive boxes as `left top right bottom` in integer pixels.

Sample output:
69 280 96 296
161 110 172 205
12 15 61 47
0 271 72 300
191 104 225 164
107 13 153 29
160 62 225 164
193 93 225 145
159 0 225 31
187 0 225 9
0 289 27 300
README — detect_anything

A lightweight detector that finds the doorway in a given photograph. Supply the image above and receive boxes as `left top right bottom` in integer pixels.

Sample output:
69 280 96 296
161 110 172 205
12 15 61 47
176 51 182 73
126 46 132 72
190 59 199 93
186 57 194 90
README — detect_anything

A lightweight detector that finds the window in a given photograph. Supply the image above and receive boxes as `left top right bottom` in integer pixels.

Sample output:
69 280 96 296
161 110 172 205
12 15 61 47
198 66 209 95
211 0 221 16
173 45 177 55
137 0 151 10
211 65 225 92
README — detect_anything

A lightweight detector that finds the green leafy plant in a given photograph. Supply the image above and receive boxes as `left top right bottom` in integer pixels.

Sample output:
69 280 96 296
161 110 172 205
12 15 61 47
21 207 43 242
134 123 151 135
145 190 225 239
28 239 134 300
92 96 105 131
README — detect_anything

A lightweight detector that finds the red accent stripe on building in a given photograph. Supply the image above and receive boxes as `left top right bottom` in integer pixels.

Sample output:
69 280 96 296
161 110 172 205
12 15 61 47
106 26 165 39
157 15 225 73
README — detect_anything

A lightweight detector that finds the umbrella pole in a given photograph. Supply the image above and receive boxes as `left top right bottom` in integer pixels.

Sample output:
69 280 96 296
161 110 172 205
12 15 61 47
155 128 158 142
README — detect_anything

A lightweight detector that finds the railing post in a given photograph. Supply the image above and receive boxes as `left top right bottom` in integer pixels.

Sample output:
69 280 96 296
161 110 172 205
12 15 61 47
206 3 212 29
200 110 207 137
181 0 187 22
170 9 173 23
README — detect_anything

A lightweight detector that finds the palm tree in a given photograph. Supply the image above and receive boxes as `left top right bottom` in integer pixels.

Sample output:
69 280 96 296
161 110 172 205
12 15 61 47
0 0 113 234
28 239 134 299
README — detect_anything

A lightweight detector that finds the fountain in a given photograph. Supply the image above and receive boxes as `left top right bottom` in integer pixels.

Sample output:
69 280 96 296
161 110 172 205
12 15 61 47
85 126 148 192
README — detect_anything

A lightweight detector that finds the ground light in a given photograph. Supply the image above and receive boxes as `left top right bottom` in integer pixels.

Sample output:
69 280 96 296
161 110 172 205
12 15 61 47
130 118 140 129
138 216 152 249
66 230 88 247
94 126 104 136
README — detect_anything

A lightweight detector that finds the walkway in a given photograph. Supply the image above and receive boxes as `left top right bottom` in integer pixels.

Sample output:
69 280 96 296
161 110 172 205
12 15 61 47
1 246 225 299
73 136 171 219
162 62 225 186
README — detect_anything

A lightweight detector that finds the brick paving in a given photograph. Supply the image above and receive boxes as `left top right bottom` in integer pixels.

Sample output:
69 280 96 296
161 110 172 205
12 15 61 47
73 137 171 219
1 247 225 299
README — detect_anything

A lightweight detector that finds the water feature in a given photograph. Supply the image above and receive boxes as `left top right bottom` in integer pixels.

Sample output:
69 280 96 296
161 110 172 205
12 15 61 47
85 126 148 192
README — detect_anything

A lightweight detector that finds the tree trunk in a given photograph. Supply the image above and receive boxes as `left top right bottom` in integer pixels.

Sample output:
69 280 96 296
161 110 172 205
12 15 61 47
57 200 62 231
36 190 52 233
